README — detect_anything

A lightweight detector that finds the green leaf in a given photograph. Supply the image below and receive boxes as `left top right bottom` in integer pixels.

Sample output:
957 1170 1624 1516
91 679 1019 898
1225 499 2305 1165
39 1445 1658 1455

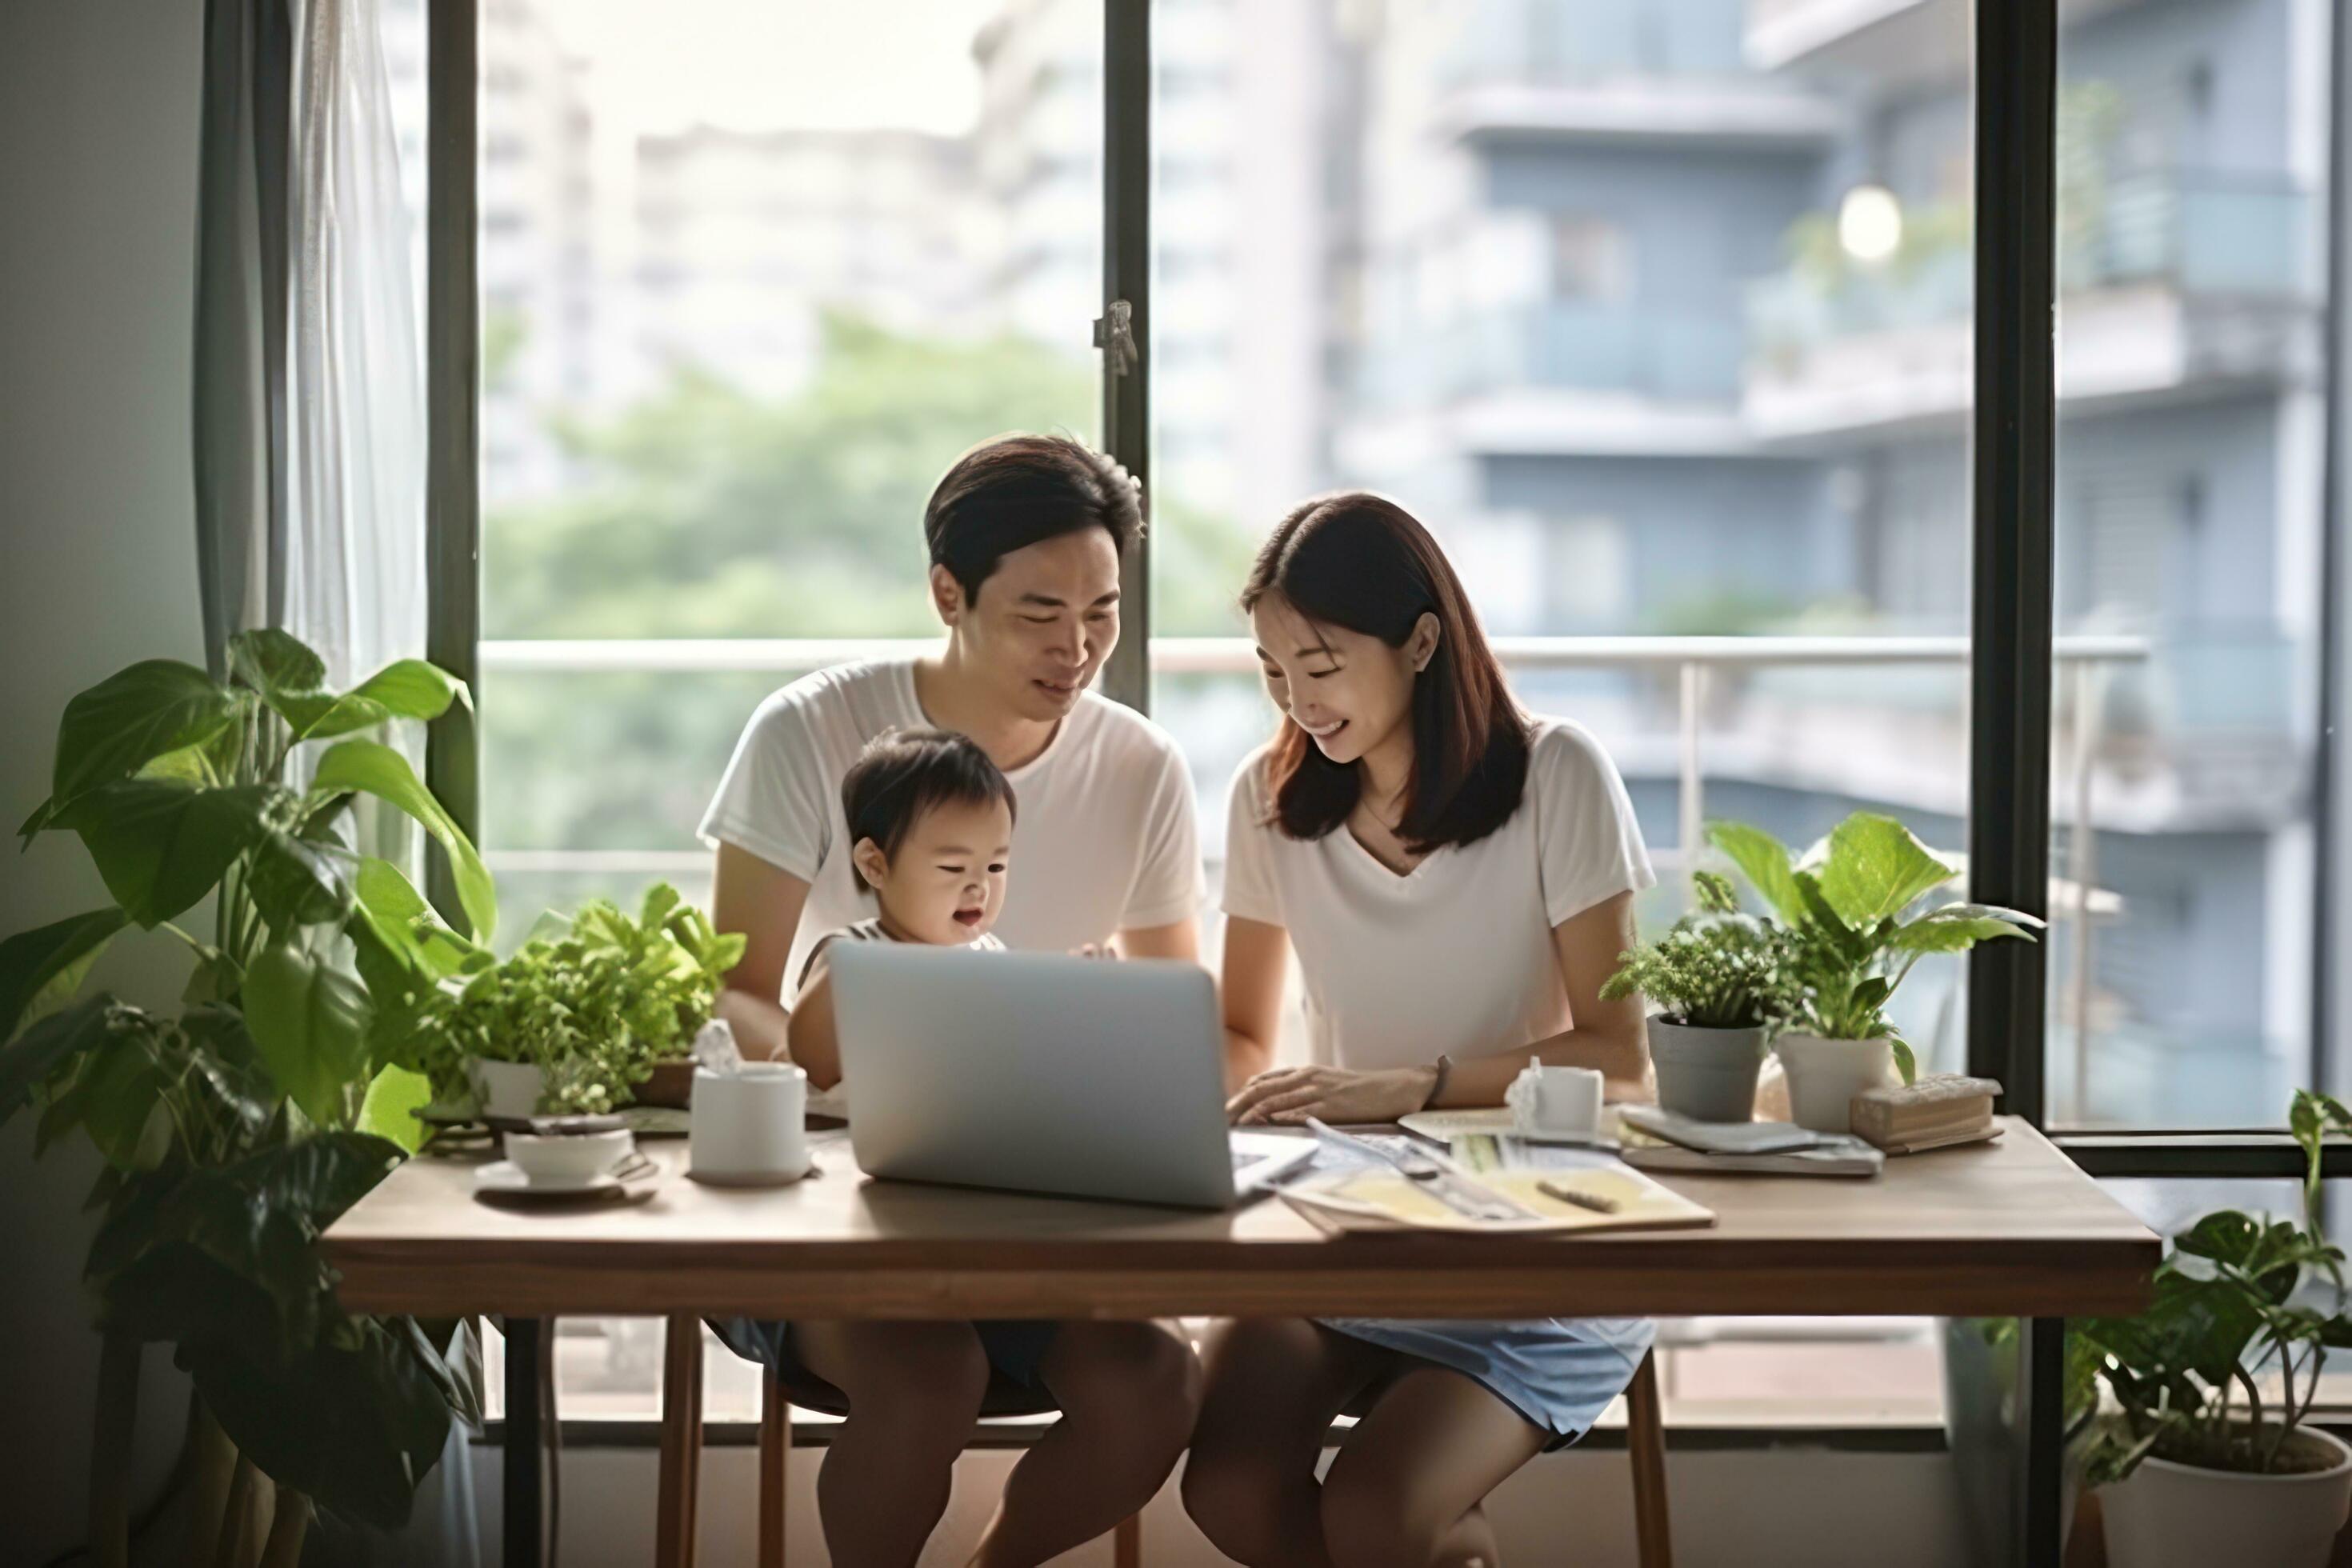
310 742 496 942
0 908 128 1042
1792 871 1869 963
246 812 360 933
266 659 467 742
357 1065 434 1154
1890 913 2038 954
244 946 373 1126
0 994 121 1124
90 1133 402 1364
1707 822 1806 926
351 858 485 979
56 781 279 927
74 1032 175 1170
271 691 393 741
348 659 467 721
43 661 242 827
1814 813 1958 926
184 1313 457 1529
1890 1034 1916 1085
227 629 327 698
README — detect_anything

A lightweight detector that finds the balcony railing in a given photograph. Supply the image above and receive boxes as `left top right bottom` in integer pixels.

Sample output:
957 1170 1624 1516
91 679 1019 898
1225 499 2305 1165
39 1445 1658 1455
1362 302 1746 406
482 636 2142 1042
1442 0 1752 86
1748 170 2314 358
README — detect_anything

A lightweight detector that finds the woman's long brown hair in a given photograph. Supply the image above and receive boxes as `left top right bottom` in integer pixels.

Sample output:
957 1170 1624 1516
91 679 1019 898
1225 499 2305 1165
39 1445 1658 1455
1242 492 1530 851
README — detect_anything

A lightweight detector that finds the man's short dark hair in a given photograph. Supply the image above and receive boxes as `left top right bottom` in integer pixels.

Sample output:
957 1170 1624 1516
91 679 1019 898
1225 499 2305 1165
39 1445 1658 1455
841 728 1018 891
922 434 1143 603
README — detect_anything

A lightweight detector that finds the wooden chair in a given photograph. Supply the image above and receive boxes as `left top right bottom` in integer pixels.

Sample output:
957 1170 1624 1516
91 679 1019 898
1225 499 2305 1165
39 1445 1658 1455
1625 1347 1674 1568
654 1319 1668 1568
653 1315 1142 1568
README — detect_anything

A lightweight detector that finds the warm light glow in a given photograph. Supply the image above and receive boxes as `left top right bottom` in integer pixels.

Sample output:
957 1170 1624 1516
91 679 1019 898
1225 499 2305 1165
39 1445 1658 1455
1837 184 1904 263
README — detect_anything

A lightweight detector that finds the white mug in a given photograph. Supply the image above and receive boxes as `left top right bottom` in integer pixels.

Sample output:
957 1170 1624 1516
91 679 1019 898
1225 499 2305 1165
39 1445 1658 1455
1506 1060 1605 1142
689 1062 810 1186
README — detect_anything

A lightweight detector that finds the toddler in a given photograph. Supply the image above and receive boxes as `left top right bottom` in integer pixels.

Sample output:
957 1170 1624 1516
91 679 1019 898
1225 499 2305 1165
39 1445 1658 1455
786 726 1014 1098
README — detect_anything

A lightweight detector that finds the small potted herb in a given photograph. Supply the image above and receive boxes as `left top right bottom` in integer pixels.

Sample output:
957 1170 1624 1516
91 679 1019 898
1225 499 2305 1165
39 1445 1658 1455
423 883 745 1118
1602 870 1788 1121
2071 1090 2352 1568
1710 812 2041 1132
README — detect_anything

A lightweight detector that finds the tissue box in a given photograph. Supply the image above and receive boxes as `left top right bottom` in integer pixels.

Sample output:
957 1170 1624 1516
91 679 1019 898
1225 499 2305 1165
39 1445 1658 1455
1850 1074 2000 1154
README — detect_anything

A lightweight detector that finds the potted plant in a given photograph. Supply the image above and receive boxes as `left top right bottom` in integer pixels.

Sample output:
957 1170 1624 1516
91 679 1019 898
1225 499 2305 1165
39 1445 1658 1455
1709 812 2042 1132
2072 1090 2352 1568
416 882 744 1118
1601 870 1790 1121
0 630 492 1561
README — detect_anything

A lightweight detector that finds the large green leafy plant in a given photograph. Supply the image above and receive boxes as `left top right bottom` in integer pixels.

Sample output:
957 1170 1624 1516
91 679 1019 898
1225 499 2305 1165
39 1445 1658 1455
1600 870 1794 1030
1 631 494 1559
1708 811 2043 1082
418 882 746 1114
2074 1091 2352 1482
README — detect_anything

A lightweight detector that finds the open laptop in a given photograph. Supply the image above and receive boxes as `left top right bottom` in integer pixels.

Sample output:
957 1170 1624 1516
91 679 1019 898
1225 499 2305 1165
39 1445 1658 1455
827 943 1314 1209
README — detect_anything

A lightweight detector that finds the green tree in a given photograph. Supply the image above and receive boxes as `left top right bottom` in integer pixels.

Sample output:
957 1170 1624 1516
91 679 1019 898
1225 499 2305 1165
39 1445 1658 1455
476 312 1257 872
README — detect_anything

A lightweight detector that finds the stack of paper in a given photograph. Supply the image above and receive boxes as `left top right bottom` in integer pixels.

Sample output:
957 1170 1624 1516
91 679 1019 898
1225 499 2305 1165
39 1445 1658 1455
1615 1105 1884 1178
1278 1129 1714 1235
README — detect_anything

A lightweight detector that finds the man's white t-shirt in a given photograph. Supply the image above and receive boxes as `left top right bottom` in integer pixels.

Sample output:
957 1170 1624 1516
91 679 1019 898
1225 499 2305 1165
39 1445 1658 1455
1220 717 1655 1073
699 658 1205 998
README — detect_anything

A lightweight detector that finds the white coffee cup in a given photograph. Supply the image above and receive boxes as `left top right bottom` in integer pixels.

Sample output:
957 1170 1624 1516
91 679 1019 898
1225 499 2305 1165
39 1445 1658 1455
503 1127 634 1186
689 1062 810 1186
1506 1059 1605 1141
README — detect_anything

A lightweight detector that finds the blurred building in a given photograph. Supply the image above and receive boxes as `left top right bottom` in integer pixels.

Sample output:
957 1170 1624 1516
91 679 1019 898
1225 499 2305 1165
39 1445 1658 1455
630 126 983 396
974 0 1340 525
382 0 596 502
1331 0 2332 1121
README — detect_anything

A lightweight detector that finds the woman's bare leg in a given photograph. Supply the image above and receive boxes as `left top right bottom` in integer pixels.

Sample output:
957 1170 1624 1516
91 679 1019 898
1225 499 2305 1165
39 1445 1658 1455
967 1320 1201 1568
1431 1504 1502 1568
1180 1320 1391 1568
1318 1366 1550 1568
789 1320 989 1568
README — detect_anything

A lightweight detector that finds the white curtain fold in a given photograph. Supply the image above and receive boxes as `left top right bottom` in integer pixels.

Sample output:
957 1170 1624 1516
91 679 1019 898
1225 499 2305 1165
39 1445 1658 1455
190 2 479 1561
286 0 427 693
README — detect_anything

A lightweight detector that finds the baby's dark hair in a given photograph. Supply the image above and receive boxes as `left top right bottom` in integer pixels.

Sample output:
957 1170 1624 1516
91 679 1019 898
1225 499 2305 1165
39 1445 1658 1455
841 728 1018 893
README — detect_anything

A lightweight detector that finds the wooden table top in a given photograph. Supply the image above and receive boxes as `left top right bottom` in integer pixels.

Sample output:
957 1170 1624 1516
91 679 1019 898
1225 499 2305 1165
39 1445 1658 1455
321 1118 2157 1320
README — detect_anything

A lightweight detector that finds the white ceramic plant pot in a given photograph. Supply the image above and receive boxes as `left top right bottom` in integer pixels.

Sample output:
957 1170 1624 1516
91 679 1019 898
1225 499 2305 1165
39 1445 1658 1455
1647 1019 1766 1122
1773 1033 1895 1133
470 1058 546 1121
2101 1426 2352 1568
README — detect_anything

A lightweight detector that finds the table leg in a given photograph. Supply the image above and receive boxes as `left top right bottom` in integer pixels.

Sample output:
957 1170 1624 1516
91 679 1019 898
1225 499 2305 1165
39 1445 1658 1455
2013 1316 2066 1568
504 1316 545 1568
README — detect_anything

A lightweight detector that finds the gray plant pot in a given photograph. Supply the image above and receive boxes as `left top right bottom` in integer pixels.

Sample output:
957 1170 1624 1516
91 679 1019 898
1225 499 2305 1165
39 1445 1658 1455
1647 1018 1766 1122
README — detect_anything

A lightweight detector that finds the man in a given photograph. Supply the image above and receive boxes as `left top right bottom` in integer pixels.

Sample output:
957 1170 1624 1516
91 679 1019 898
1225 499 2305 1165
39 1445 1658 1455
699 432 1204 1568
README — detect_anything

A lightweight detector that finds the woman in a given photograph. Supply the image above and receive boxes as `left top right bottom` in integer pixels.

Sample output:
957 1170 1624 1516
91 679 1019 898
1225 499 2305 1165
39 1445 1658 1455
700 434 1203 1568
1182 492 1656 1568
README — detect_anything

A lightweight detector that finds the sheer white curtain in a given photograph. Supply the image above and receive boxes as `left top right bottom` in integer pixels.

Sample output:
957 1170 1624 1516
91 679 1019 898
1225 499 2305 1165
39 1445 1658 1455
192 2 478 1559
285 0 428 698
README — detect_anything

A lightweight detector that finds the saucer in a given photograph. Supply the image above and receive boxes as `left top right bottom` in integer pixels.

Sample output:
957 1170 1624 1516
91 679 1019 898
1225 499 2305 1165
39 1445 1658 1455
474 1159 625 1198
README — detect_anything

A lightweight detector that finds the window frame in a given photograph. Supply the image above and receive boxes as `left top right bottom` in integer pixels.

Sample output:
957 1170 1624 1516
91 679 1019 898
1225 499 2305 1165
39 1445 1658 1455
415 0 2351 1332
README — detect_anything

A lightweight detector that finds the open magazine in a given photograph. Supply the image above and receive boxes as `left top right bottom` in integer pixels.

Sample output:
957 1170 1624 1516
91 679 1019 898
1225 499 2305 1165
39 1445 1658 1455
1279 1123 1714 1237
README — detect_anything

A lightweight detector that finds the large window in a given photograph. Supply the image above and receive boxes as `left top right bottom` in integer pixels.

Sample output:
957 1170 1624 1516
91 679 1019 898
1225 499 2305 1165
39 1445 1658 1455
2047 0 2338 1131
437 0 1103 929
1142 0 1978 1421
413 0 2349 1430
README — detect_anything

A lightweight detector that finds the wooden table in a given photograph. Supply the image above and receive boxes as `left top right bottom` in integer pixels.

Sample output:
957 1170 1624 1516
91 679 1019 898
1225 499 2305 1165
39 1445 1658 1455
324 1119 2156 1566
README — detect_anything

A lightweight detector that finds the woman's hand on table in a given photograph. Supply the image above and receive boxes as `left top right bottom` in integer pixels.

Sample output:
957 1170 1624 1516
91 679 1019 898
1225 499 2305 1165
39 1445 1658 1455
1226 1063 1438 1126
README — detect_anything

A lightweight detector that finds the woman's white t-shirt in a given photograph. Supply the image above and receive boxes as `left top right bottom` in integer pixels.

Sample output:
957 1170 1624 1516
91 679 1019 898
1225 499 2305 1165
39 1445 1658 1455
1220 718 1654 1072
700 658 1205 997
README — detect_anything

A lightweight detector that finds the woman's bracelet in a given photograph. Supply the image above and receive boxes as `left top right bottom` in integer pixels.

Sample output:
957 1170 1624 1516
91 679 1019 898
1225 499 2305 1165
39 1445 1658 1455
1421 1053 1452 1110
